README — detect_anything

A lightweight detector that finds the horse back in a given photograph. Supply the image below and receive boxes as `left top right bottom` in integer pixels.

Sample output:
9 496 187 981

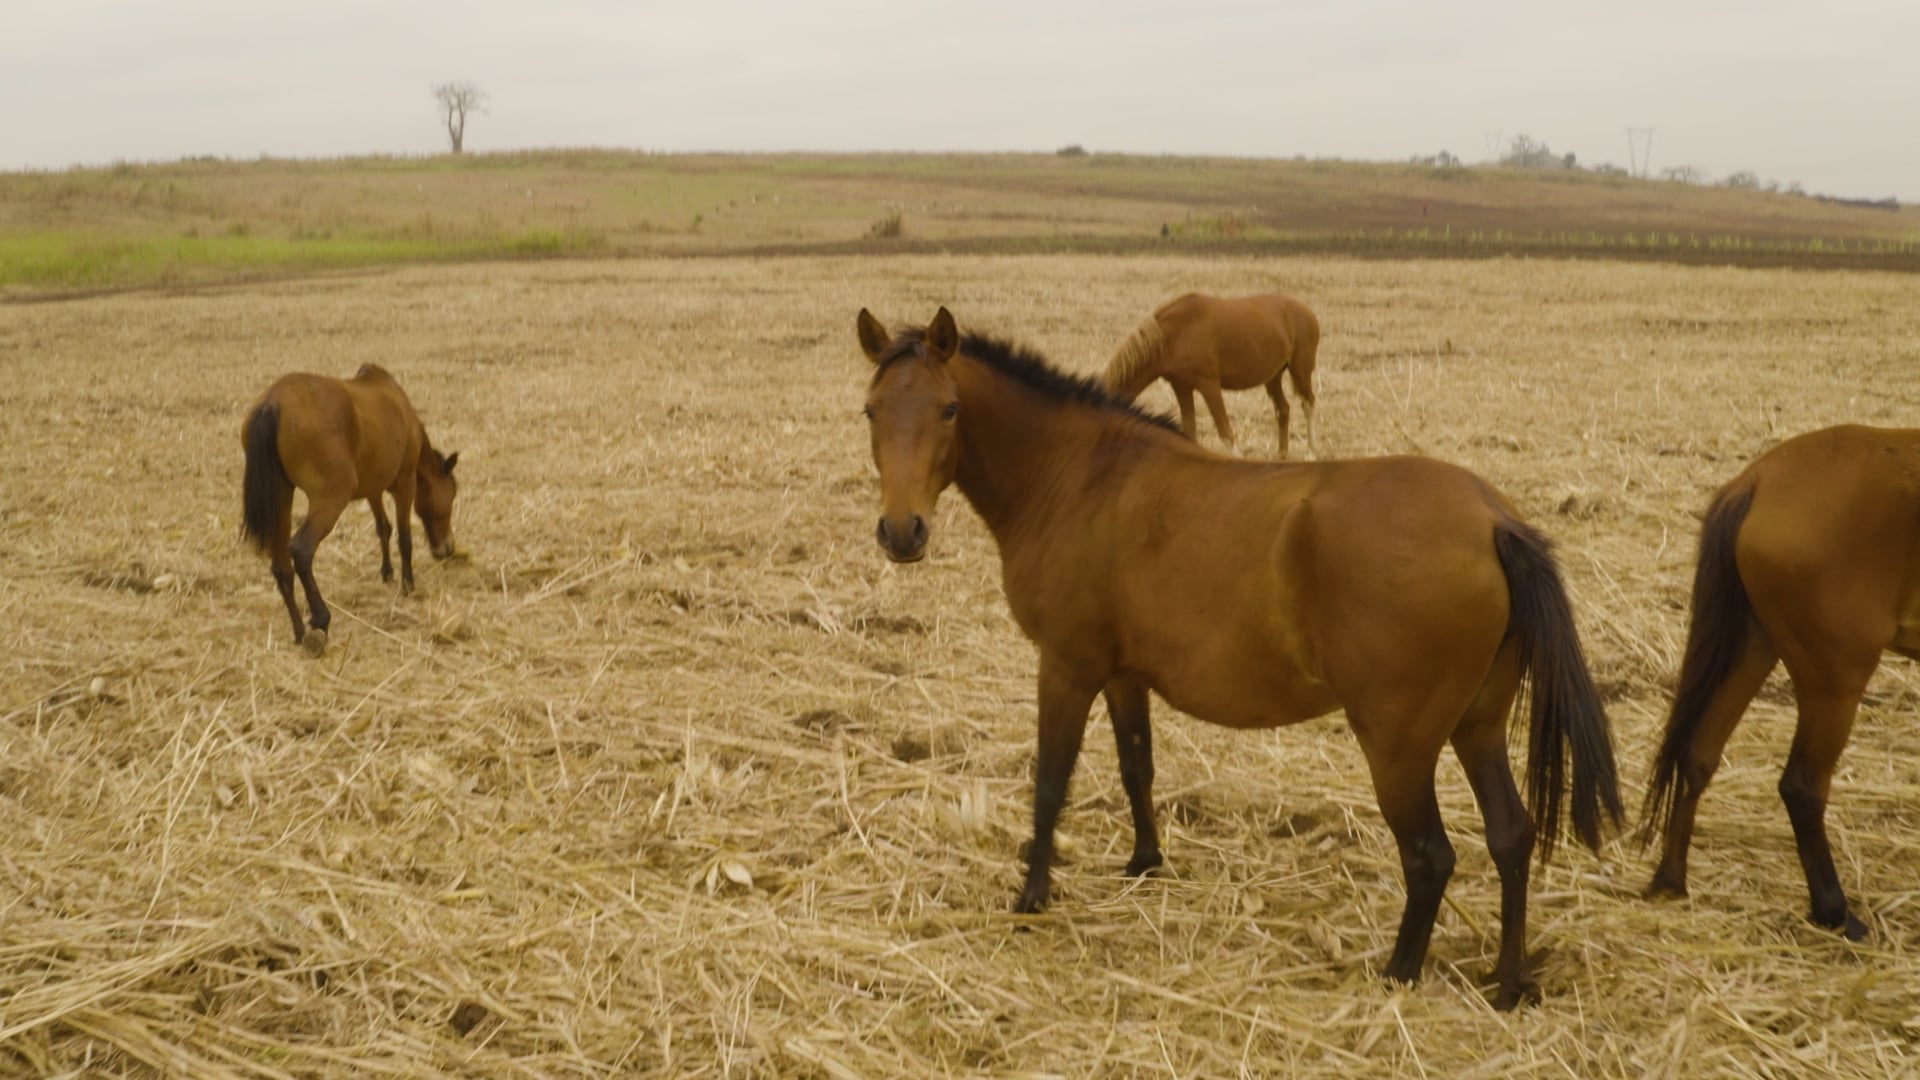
255 371 422 501
1073 451 1512 726
1159 292 1318 390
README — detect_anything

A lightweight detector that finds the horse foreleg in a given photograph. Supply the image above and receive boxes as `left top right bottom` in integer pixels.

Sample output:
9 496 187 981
290 496 349 639
1198 381 1236 452
369 497 394 584
391 474 418 596
1104 676 1161 877
1780 680 1870 939
1171 383 1198 439
1015 660 1100 914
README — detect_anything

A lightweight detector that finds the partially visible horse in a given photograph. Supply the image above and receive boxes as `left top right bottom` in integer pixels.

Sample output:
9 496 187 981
1102 292 1319 458
859 307 1619 1010
1643 425 1920 939
239 364 459 652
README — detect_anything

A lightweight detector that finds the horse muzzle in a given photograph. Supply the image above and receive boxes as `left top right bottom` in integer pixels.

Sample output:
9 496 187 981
431 538 456 561
876 515 928 563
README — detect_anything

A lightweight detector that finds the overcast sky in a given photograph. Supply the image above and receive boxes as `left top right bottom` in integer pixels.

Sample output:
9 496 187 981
5 1 1915 200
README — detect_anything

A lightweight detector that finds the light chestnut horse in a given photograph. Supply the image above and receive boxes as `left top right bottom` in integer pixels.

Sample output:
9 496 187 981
240 364 459 652
1102 291 1320 458
859 307 1619 1010
1643 425 1920 939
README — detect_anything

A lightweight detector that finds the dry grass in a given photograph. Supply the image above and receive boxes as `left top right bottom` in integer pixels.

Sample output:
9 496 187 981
2 254 1919 1077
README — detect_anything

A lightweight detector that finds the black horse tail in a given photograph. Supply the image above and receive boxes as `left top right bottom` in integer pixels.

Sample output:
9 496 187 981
1494 520 1624 861
240 401 288 553
1639 484 1757 848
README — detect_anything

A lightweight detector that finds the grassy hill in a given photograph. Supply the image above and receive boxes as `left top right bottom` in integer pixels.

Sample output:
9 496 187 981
3 149 1915 294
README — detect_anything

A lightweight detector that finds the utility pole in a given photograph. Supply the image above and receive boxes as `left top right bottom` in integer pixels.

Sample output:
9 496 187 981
1624 127 1656 179
1483 130 1506 164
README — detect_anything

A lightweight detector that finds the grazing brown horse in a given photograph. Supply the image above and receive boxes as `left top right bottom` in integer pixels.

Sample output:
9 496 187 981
239 364 459 651
859 308 1620 1010
1643 425 1920 939
1102 292 1320 459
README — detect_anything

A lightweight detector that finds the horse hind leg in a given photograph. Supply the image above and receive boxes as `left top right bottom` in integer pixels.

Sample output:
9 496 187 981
1289 347 1318 459
1779 669 1875 939
290 494 350 648
1378 772 1454 987
1264 373 1293 460
1647 630 1777 898
1356 723 1454 987
1449 645 1537 1010
269 489 302 643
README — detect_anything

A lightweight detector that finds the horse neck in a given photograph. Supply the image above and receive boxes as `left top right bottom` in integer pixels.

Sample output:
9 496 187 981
1100 317 1166 401
949 355 1110 544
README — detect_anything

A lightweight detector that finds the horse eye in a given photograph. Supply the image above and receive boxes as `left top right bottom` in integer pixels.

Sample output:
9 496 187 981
941 402 959 420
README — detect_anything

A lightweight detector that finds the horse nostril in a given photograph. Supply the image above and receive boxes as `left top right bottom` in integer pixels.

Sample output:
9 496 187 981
910 515 928 547
875 518 890 548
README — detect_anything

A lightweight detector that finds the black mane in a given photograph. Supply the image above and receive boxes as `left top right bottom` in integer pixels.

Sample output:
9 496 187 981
875 326 1182 435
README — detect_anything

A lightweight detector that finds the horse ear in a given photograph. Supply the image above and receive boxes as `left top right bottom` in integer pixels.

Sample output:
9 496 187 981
926 307 959 362
855 309 891 364
443 452 459 475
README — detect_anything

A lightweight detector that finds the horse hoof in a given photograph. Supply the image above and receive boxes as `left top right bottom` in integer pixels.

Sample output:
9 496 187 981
1643 876 1688 901
1011 891 1047 916
1124 852 1163 877
1839 913 1870 942
1492 980 1541 1012
301 628 329 657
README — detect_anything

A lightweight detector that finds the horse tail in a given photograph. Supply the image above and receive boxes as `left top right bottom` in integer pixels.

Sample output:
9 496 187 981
1493 519 1623 861
1639 483 1757 848
240 401 289 553
1101 315 1166 402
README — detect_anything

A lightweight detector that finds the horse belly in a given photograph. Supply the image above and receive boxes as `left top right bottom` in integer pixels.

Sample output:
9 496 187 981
1151 676 1336 730
1210 324 1289 390
1894 590 1920 659
1137 635 1338 730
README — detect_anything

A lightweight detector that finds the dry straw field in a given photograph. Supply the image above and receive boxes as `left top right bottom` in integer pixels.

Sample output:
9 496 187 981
2 252 1919 1077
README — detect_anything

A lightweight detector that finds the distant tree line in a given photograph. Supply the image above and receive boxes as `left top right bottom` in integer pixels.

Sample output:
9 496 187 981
1409 134 1898 205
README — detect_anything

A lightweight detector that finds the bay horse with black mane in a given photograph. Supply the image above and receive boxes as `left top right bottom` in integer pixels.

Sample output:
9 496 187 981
1643 425 1920 939
1102 291 1319 459
858 307 1620 1010
240 364 459 653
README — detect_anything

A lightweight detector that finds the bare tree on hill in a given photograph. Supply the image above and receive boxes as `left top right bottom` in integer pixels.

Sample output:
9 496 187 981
432 82 487 155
